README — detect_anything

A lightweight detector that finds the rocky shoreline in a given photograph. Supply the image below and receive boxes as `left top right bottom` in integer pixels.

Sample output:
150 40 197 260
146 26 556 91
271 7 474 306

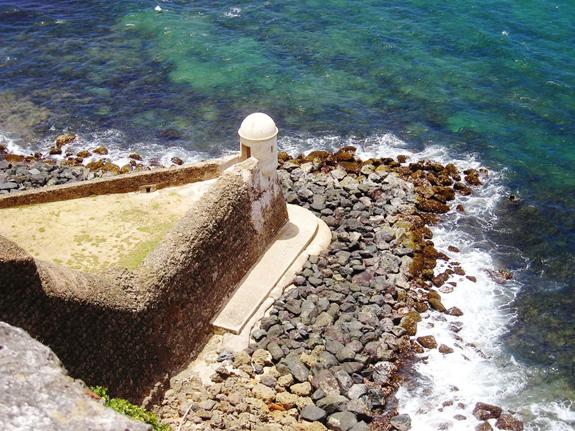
0 135 180 194
153 149 522 431
0 144 524 431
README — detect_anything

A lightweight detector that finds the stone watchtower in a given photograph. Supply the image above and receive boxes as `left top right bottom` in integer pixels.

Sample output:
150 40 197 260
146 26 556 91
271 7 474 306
238 113 279 181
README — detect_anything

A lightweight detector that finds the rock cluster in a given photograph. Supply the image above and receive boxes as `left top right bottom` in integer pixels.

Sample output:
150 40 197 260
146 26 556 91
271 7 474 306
472 402 524 431
0 159 96 194
0 139 162 195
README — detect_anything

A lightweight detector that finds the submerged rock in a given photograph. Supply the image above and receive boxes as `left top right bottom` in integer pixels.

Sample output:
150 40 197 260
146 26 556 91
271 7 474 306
495 413 523 431
55 133 77 148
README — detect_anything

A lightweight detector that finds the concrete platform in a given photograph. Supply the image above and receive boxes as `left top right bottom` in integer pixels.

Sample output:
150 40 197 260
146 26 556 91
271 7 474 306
212 204 331 334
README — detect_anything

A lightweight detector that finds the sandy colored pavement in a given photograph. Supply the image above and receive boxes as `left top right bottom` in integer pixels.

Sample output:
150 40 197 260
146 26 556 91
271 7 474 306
0 180 215 272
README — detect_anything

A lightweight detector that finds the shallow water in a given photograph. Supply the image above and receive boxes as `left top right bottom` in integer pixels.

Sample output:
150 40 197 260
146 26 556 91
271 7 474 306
1 0 574 428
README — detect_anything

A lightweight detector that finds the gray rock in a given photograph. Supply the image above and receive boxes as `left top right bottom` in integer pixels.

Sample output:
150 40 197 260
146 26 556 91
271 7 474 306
260 374 277 388
346 398 371 418
390 414 412 431
198 399 217 410
372 361 396 385
327 411 358 431
293 275 307 286
311 195 326 211
285 298 302 315
251 328 267 341
313 312 334 328
314 369 341 395
318 351 340 368
316 394 349 414
334 369 353 394
347 384 368 400
0 322 151 431
350 421 369 431
300 299 319 324
300 405 327 421
364 341 393 362
325 339 345 355
284 353 309 382
0 181 17 190
266 341 285 361
342 362 364 374
336 346 356 362
308 276 323 286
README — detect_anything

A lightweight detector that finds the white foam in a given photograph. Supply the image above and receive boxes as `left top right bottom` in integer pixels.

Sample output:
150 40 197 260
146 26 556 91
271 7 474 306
0 131 32 156
224 7 242 18
1 128 211 168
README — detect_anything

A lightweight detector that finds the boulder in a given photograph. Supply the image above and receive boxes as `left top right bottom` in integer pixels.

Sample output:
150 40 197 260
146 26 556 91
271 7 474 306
416 335 437 349
55 133 76 148
438 344 454 354
284 353 310 382
390 414 411 431
300 405 327 422
472 402 502 420
93 146 109 155
316 395 349 414
399 310 421 336
416 198 450 214
327 411 357 431
447 307 464 316
0 322 151 431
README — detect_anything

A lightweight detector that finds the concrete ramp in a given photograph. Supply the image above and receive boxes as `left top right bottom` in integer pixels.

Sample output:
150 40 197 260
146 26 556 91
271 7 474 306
212 204 325 334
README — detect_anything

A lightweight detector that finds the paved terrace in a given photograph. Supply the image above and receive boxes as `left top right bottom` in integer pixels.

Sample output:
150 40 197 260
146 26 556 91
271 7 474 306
0 180 215 272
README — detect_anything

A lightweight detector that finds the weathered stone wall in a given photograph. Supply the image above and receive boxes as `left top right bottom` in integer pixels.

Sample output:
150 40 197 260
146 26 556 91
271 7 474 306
0 157 288 403
0 155 239 209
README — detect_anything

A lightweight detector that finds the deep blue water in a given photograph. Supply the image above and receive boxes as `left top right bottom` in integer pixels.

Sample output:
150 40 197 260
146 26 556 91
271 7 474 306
1 0 574 424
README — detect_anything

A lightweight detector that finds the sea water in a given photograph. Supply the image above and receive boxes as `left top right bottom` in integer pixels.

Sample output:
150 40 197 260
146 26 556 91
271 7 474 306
1 1 574 429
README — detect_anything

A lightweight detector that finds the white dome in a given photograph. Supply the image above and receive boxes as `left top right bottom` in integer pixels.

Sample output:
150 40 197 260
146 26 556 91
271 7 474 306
238 113 278 141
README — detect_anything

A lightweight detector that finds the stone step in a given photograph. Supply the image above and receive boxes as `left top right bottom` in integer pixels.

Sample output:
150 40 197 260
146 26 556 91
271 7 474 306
212 204 321 334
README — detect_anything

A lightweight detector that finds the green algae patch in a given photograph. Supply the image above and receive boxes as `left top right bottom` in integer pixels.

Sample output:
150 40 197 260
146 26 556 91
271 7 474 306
91 386 170 431
0 181 214 273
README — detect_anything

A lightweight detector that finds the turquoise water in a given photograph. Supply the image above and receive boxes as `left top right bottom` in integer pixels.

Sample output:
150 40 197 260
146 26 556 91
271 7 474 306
1 0 574 426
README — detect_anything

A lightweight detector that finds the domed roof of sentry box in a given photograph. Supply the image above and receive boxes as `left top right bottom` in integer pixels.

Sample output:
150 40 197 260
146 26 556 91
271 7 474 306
238 113 278 141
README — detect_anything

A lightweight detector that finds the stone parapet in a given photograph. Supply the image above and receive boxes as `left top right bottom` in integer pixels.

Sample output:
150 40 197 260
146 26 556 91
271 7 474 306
0 154 239 209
